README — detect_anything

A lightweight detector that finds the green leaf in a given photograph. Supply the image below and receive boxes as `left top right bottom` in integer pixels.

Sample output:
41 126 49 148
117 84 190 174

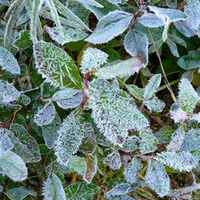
0 129 14 157
144 97 165 113
144 74 162 100
43 173 66 200
88 79 149 146
145 160 170 197
34 41 82 88
154 126 174 144
139 129 157 154
13 30 32 50
84 154 97 183
107 183 130 197
177 78 199 113
0 151 27 181
75 0 103 8
55 111 85 166
157 151 196 172
9 124 41 163
124 158 142 183
121 136 140 152
107 195 135 200
103 150 121 170
5 186 37 200
80 47 108 74
177 50 200 70
41 112 61 149
125 84 144 100
0 79 21 103
95 57 143 79
65 182 100 200
0 46 20 74
167 39 179 57
124 30 149 66
53 88 83 110
85 10 132 44
34 103 56 126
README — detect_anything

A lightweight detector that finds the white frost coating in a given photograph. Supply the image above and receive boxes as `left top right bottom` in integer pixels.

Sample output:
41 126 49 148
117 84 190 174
0 46 20 74
124 158 142 183
88 79 149 146
178 78 199 113
85 11 132 44
184 0 200 32
34 103 56 126
144 74 161 100
0 130 13 158
157 151 196 172
55 112 84 166
95 57 143 79
122 136 140 152
75 0 103 7
53 88 83 109
80 47 108 74
103 150 121 170
0 151 27 181
106 183 130 197
0 80 21 103
124 30 149 67
145 97 165 113
43 173 66 200
145 160 170 197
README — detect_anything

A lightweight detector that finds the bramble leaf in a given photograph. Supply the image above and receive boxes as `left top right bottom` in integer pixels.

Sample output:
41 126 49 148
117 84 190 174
145 97 165 113
121 136 140 152
107 183 130 197
145 160 170 197
43 173 66 200
85 10 132 44
103 150 121 170
0 46 20 74
0 151 27 181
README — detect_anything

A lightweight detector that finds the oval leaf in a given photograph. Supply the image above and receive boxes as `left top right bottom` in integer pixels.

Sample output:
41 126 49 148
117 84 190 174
85 10 132 44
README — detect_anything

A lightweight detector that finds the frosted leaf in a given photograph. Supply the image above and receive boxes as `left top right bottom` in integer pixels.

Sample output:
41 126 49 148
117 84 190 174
125 84 144 100
65 182 100 200
44 25 88 45
177 78 199 113
0 129 13 158
43 173 66 200
167 39 179 57
167 127 185 152
124 30 149 66
0 46 20 74
139 129 157 154
0 151 27 181
34 103 56 126
180 128 200 153
67 155 86 175
121 136 140 153
88 79 149 146
184 0 200 32
53 88 83 110
124 158 142 183
145 160 170 197
107 0 121 4
106 183 130 197
174 20 196 38
55 111 85 166
155 126 174 144
85 10 132 44
9 124 41 163
41 112 61 149
145 97 165 113
84 154 97 183
157 151 196 171
79 124 96 155
191 113 200 123
5 186 37 200
170 103 190 123
34 41 82 88
80 47 108 74
95 57 143 79
103 150 121 170
75 0 103 7
19 94 31 106
0 80 21 103
0 0 14 6
144 74 161 100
